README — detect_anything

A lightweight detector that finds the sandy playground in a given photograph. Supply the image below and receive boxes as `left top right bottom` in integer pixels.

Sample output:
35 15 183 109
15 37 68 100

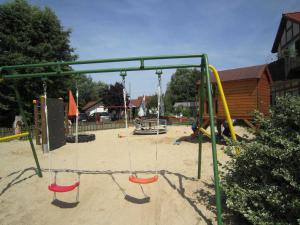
0 125 248 225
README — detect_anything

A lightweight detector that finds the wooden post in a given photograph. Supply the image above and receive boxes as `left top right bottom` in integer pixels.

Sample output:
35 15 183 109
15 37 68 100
217 119 223 137
33 99 41 145
65 102 69 135
40 96 47 152
244 119 256 130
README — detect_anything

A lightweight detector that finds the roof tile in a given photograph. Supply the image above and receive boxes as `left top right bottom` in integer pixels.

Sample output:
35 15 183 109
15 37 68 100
211 64 267 82
82 101 97 111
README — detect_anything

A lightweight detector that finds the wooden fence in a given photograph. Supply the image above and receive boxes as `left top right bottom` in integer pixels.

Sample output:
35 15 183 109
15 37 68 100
69 121 128 134
0 126 35 139
0 119 192 139
0 121 129 139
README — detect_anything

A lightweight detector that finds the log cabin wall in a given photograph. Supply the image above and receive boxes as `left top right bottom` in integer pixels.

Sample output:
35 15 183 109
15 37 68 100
216 79 258 119
201 65 272 120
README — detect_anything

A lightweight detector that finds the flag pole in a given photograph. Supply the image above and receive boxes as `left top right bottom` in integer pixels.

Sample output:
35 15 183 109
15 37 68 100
75 82 79 143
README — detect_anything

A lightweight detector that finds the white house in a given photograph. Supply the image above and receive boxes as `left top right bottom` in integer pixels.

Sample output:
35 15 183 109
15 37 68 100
82 101 107 116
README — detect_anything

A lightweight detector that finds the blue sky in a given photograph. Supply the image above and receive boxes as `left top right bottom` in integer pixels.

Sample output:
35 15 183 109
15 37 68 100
3 0 300 97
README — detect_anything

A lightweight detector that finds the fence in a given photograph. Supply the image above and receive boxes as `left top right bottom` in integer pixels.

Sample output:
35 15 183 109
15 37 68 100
0 121 129 139
0 126 35 139
0 119 192 139
69 121 129 134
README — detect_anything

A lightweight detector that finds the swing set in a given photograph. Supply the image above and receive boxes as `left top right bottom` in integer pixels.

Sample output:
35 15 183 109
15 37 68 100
0 54 237 225
42 79 81 195
121 70 161 184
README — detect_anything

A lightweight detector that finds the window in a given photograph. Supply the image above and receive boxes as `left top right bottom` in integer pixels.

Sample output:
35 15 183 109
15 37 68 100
293 23 299 36
281 30 286 46
287 29 292 42
287 21 292 29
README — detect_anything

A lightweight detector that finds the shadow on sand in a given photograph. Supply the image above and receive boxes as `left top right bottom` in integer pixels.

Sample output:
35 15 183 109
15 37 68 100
175 132 249 145
51 199 79 208
1 167 243 224
0 167 36 197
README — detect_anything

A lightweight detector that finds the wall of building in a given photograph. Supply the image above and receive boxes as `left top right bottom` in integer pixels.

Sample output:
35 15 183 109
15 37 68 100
217 79 258 119
278 20 300 58
86 105 106 115
202 78 268 119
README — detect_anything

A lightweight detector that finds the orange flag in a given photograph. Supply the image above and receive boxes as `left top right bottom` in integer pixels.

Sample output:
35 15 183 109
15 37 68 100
68 90 78 117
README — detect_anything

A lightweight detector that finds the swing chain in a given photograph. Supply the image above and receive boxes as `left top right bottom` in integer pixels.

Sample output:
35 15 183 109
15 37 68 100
155 70 162 175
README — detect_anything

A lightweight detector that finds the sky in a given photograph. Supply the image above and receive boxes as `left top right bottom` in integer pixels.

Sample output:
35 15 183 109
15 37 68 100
2 0 300 98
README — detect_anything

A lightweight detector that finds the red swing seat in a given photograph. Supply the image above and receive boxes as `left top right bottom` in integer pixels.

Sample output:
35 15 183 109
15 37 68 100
129 175 158 184
48 182 80 193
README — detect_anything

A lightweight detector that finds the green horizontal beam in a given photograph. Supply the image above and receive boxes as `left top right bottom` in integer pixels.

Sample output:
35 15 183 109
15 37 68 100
1 54 203 71
2 64 201 79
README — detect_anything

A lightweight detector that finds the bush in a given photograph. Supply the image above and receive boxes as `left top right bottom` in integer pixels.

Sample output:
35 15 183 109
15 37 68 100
222 95 300 225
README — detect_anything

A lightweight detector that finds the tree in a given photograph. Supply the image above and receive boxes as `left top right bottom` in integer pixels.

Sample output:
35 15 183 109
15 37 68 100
146 94 158 116
146 94 165 116
68 75 107 109
222 95 300 225
0 0 77 126
102 82 129 119
164 68 200 114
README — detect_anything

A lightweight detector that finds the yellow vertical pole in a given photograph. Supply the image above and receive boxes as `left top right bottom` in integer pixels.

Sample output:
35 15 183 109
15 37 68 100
209 65 239 154
209 65 236 141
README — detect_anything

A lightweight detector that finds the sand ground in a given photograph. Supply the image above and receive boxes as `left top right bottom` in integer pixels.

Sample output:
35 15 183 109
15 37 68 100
0 125 247 225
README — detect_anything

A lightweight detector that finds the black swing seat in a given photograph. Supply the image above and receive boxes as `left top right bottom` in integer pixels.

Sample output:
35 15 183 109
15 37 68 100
48 182 80 192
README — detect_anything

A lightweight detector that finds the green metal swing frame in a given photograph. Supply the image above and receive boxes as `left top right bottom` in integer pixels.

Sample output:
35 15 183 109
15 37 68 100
0 53 223 225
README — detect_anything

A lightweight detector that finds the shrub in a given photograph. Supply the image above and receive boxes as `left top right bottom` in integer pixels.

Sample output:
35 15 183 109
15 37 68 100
222 95 300 225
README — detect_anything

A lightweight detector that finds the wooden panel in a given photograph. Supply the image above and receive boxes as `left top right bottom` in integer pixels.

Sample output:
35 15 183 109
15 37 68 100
204 79 258 119
257 72 271 115
201 76 270 119
47 98 66 151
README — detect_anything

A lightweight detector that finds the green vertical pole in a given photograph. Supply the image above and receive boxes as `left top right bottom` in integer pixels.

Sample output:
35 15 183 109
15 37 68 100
13 86 43 177
197 59 206 179
203 54 222 225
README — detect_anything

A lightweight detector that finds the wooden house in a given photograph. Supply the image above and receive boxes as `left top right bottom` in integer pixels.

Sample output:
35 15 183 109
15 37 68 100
268 12 300 102
198 64 272 128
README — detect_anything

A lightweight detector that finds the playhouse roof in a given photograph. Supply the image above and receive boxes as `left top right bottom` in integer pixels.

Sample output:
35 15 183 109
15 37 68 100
211 64 271 83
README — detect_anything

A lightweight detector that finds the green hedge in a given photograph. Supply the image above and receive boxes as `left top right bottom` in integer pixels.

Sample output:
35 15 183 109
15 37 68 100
222 95 300 225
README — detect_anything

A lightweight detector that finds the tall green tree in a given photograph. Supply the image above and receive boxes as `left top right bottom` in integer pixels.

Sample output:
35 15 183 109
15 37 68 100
146 94 158 115
68 75 107 109
102 82 129 118
0 0 77 126
164 68 200 114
